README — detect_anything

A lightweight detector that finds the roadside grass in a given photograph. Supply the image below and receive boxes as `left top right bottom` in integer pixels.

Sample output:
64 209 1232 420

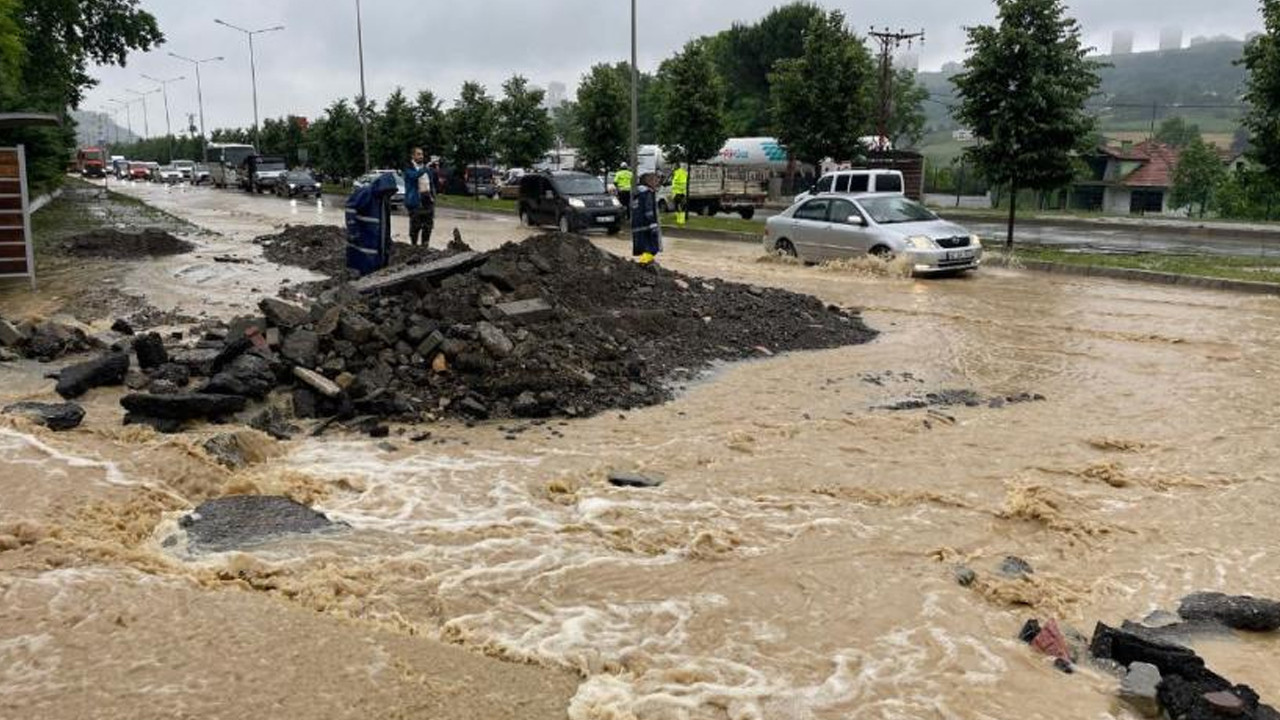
1013 246 1280 284
31 178 201 250
435 194 518 214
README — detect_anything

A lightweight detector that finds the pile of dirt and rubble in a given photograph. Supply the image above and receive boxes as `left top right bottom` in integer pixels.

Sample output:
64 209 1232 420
0 315 102 362
29 233 877 432
56 228 195 259
254 225 447 278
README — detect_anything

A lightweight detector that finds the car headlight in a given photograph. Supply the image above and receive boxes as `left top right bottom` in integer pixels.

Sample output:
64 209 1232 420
289 184 297 189
568 198 586 208
610 197 621 207
905 236 937 250
970 234 983 248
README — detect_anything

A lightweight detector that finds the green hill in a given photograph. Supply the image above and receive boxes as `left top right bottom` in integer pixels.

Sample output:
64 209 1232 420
918 40 1248 164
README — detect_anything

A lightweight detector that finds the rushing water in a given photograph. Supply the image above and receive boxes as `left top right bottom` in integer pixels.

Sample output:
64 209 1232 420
2 182 1278 719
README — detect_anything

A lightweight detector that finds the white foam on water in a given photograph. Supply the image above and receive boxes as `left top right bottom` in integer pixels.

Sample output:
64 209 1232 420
0 427 128 486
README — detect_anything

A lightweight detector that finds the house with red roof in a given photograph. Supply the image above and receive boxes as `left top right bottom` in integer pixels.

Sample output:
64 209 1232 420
1070 141 1184 215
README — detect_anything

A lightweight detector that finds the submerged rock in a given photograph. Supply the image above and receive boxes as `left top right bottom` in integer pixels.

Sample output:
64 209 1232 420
1120 662 1163 718
3 401 86 431
120 392 247 420
55 352 130 399
179 495 337 551
1178 592 1280 632
607 472 665 489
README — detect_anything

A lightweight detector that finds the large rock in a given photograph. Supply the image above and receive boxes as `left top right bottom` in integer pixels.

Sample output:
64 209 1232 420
178 495 337 551
259 297 310 329
0 317 25 347
1158 676 1275 720
477 321 514 358
3 401 86 431
1120 662 1163 718
55 352 130 399
1178 592 1280 632
120 392 246 420
1089 623 1227 688
132 332 169 370
281 329 320 367
203 353 276 399
338 312 375 344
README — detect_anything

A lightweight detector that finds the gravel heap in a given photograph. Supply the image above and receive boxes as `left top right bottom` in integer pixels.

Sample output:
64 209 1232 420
57 228 194 259
254 224 444 278
113 233 877 431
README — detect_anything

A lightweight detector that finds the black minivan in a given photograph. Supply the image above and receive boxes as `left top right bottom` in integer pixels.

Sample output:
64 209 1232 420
518 171 623 235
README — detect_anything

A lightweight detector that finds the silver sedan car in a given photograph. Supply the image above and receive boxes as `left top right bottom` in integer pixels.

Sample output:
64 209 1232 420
763 193 983 273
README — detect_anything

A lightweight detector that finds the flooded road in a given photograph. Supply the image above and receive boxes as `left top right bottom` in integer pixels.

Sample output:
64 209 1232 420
3 181 1279 719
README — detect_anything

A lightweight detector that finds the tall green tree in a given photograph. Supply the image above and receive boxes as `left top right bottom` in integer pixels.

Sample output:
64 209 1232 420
493 75 554 168
0 0 163 191
952 0 1102 248
551 101 581 149
1171 137 1227 217
1241 0 1280 186
313 99 364 181
769 10 875 168
576 63 629 172
1154 116 1203 147
708 2 824 136
446 81 496 170
656 40 728 165
373 88 417 168
881 68 929 149
413 90 448 158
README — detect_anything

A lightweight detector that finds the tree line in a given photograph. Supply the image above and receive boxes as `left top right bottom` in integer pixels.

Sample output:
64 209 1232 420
113 3 929 182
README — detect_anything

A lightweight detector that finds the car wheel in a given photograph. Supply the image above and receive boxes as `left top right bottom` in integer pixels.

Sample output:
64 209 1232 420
776 238 798 258
519 207 535 227
869 245 894 259
558 214 573 234
739 207 756 221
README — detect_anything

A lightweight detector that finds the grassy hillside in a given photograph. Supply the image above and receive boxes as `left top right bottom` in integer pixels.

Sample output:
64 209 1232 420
918 40 1248 165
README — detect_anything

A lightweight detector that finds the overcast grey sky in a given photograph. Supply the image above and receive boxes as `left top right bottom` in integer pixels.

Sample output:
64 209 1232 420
85 0 1260 136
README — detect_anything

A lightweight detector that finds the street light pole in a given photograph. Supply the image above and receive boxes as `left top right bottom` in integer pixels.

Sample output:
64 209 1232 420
629 0 638 175
113 98 134 142
214 18 285 147
356 0 370 172
170 53 224 159
143 73 186 163
127 87 158 138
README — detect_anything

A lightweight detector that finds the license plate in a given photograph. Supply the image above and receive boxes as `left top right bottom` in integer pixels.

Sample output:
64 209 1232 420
946 249 974 260
596 215 616 223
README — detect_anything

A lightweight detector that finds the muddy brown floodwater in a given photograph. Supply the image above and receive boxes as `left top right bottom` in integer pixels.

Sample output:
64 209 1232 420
2 180 1279 719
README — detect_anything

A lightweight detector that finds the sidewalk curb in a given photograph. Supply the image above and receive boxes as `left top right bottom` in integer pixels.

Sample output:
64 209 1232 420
30 188 63 214
1018 260 1280 296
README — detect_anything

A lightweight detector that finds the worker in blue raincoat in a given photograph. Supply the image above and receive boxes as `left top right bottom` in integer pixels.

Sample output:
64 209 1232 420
630 172 662 265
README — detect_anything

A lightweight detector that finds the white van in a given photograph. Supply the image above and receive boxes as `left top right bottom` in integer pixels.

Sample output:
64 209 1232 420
794 169 905 203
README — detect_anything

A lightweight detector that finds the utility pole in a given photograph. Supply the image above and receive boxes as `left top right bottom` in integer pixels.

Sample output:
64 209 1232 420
113 98 134 143
356 0 371 172
868 27 925 152
143 74 186 163
215 18 285 146
170 53 224 159
629 0 638 177
127 87 159 139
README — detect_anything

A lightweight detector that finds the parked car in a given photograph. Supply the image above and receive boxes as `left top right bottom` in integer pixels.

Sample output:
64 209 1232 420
353 170 405 208
518 171 622 235
794 169 905 204
444 164 497 198
763 193 982 274
275 170 322 199
497 168 526 200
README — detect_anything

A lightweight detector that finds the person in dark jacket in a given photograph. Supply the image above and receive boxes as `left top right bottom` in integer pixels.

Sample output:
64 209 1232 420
404 147 437 247
630 172 662 265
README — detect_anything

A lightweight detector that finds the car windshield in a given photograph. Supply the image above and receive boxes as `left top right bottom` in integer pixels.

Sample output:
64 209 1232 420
856 196 937 225
552 175 606 195
287 172 315 183
258 160 286 171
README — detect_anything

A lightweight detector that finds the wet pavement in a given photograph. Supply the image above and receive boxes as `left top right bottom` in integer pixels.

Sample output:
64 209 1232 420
2 180 1279 719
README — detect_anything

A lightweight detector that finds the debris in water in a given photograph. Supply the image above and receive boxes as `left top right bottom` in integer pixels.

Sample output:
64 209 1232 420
1000 555 1035 579
1178 592 1280 632
1120 662 1163 718
2 401 86 431
608 472 665 489
177 495 339 552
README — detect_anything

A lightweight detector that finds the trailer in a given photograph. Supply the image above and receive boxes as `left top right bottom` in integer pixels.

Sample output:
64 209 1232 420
659 165 768 220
